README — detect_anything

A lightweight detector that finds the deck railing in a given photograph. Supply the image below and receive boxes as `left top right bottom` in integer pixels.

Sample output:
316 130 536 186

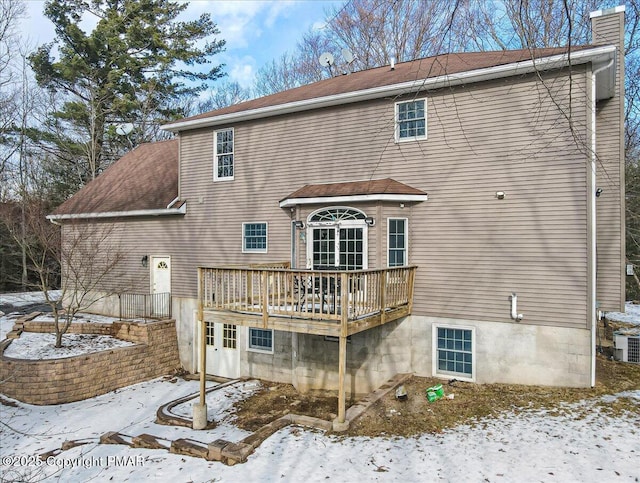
119 292 172 320
199 265 416 323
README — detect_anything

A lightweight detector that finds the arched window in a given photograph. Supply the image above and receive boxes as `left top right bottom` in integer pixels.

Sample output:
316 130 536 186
309 207 366 223
306 207 368 270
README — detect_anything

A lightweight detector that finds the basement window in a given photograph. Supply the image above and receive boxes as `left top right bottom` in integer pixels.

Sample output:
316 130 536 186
248 328 273 353
433 325 475 381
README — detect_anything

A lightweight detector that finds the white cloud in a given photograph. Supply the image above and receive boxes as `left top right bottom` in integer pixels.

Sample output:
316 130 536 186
263 0 296 28
228 56 257 88
312 20 327 31
181 0 271 49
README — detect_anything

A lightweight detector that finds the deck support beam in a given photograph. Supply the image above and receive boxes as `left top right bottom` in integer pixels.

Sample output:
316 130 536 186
335 272 349 429
194 267 208 429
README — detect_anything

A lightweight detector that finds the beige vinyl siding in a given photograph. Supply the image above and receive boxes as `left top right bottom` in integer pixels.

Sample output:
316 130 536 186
407 71 589 327
592 13 625 312
173 67 592 329
62 217 189 297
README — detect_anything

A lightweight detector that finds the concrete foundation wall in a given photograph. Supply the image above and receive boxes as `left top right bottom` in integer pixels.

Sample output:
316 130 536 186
243 330 294 384
408 315 591 387
173 297 198 372
75 293 593 390
292 320 413 396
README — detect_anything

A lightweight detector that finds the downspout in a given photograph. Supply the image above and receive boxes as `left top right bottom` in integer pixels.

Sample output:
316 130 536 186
590 58 614 387
166 196 180 209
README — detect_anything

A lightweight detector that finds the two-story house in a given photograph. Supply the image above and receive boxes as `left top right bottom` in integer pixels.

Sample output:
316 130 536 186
49 7 626 417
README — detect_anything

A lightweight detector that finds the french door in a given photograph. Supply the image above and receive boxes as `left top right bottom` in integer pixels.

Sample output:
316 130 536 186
308 224 367 270
202 322 240 378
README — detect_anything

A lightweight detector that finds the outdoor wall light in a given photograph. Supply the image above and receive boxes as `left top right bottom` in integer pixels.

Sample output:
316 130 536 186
596 188 603 197
294 221 305 229
496 191 505 200
141 255 149 267
365 216 375 226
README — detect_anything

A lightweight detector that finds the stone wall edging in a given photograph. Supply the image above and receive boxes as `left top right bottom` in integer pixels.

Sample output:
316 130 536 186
0 319 181 405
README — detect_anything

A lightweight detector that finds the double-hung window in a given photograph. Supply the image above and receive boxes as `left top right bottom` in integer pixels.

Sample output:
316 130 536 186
388 218 407 267
243 222 267 253
214 128 234 181
395 98 426 142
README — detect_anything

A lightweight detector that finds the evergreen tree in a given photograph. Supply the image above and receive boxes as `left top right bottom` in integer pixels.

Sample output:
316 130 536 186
29 0 225 186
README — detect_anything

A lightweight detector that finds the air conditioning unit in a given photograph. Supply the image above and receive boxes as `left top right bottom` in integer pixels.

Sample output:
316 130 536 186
613 330 640 363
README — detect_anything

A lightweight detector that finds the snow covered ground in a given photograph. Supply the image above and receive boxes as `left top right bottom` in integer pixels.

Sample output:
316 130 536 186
1 292 639 482
3 332 134 360
1 378 638 482
0 290 61 309
606 302 640 325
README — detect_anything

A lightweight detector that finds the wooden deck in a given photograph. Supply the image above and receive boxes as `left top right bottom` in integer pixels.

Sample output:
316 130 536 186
195 263 416 426
198 265 416 337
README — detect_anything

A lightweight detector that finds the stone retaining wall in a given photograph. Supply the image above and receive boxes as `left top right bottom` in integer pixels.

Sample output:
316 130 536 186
21 320 114 335
0 319 181 405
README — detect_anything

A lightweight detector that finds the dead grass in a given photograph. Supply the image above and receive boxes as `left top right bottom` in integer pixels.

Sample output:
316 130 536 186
231 356 640 437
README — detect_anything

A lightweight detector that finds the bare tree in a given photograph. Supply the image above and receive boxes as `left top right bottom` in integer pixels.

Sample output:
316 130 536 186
196 80 252 113
253 0 462 96
1 201 129 347
253 33 334 97
0 0 26 179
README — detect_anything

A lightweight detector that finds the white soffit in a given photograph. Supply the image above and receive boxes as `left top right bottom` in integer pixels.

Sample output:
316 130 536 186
279 193 428 208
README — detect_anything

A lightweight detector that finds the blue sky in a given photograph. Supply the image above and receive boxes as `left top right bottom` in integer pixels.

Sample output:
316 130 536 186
20 0 343 89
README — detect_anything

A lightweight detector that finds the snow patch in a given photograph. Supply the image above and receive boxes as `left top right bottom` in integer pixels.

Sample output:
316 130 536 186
0 290 61 307
605 302 640 325
3 332 134 360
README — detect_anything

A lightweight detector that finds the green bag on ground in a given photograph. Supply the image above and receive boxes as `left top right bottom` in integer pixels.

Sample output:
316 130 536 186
426 384 445 402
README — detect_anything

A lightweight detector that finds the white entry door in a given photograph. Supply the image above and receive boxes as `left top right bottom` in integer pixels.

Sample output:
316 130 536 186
151 256 171 317
151 256 171 293
203 321 240 379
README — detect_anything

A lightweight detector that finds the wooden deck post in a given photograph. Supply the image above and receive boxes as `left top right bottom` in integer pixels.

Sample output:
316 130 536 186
407 267 416 312
198 268 206 406
336 272 349 428
379 269 387 326
261 270 269 328
193 267 208 429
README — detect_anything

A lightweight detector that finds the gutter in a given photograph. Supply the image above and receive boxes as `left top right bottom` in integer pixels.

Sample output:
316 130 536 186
162 46 616 133
279 193 428 208
46 203 186 222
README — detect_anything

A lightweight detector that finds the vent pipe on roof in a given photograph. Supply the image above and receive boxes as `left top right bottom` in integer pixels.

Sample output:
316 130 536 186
390 57 395 70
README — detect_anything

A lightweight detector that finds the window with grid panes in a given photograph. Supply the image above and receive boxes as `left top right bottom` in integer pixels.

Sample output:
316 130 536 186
223 324 237 349
388 218 407 267
248 328 273 352
205 322 215 346
436 327 473 378
214 128 234 180
243 222 267 252
396 99 426 141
